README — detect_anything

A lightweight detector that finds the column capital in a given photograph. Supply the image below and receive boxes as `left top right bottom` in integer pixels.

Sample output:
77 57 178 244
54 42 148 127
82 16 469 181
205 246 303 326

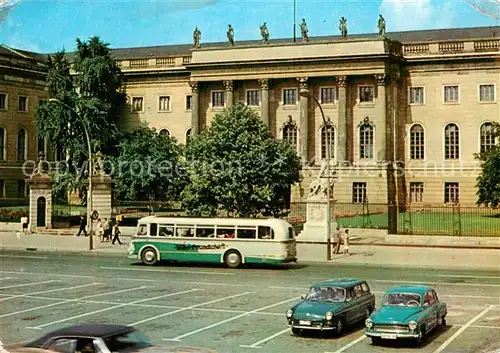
374 74 387 85
258 78 269 90
223 80 233 91
335 75 348 87
189 81 199 93
297 77 308 89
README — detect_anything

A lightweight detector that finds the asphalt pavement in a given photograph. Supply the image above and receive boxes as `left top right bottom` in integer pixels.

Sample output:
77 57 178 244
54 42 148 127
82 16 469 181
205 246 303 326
0 251 499 353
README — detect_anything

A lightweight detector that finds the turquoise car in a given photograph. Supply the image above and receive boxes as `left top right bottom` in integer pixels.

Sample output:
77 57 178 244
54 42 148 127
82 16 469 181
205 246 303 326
365 285 447 345
286 278 376 336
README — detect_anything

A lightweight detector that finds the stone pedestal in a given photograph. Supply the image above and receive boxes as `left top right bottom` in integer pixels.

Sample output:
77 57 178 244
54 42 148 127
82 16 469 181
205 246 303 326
88 174 113 222
298 200 337 242
26 174 53 232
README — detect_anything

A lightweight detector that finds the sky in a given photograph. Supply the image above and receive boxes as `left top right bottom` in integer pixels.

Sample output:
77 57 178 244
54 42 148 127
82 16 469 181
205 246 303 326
0 0 499 54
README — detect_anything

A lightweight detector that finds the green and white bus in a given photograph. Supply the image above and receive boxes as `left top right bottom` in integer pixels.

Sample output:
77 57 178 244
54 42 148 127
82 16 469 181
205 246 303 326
127 216 297 268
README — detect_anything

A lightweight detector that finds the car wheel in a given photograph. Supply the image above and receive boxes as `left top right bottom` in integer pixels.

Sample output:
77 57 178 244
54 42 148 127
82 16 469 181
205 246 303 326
371 337 382 346
414 327 424 345
334 317 344 336
224 250 242 268
291 327 301 336
141 247 158 265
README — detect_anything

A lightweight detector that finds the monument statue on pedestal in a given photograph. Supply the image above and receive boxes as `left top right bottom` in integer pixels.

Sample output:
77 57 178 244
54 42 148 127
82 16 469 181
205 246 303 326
92 151 105 176
308 159 334 199
260 22 269 43
227 25 234 46
193 27 201 48
32 151 47 176
378 14 386 37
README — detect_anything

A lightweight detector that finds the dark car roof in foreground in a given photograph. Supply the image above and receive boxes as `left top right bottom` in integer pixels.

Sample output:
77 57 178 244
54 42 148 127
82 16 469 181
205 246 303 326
312 278 365 288
26 324 134 346
385 285 434 295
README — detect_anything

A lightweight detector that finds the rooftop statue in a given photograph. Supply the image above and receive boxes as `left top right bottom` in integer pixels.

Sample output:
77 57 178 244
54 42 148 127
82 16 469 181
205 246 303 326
227 24 234 46
260 22 269 43
193 27 201 48
300 18 309 42
378 14 386 37
339 17 347 39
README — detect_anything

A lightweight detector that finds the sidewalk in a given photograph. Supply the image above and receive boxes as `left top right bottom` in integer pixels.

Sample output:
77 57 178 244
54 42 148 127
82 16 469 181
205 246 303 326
1 232 499 271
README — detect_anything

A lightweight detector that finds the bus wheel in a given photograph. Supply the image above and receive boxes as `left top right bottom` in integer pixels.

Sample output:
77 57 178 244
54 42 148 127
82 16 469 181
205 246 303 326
141 247 158 266
224 250 242 268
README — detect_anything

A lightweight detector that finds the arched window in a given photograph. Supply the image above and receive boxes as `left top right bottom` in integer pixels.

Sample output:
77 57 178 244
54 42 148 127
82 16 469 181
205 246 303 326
282 122 297 150
186 128 192 144
444 123 459 160
480 122 495 154
359 123 374 159
410 124 424 160
0 127 5 160
17 128 26 161
159 129 170 137
321 124 335 159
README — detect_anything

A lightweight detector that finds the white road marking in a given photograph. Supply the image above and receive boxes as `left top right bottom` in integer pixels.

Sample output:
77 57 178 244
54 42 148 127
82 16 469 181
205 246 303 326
0 255 47 259
0 283 101 302
5 286 148 321
29 288 201 329
370 279 500 288
433 305 495 353
325 334 366 353
99 266 236 276
239 328 290 348
0 277 15 281
438 274 500 279
0 280 60 290
162 296 301 342
130 291 253 326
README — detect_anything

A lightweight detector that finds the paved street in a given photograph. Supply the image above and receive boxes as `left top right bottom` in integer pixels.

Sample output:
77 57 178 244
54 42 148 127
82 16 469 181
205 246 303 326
0 250 499 353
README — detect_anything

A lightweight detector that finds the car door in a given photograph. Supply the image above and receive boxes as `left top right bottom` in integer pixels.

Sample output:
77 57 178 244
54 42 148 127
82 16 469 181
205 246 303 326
344 287 359 325
348 285 364 324
423 290 438 330
359 282 375 318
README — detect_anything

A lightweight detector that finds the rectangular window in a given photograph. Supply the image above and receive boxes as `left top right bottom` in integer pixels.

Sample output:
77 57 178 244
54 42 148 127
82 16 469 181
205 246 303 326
246 90 260 106
283 89 297 105
185 95 192 110
237 227 256 239
18 96 28 111
359 86 374 102
158 96 170 111
158 224 175 236
0 93 6 110
17 180 26 198
409 87 424 104
212 91 225 107
176 225 195 237
479 84 495 102
132 97 143 111
352 182 367 203
216 226 236 239
445 182 459 203
0 180 5 198
444 85 459 103
409 182 424 203
258 226 274 239
321 87 337 103
195 227 215 238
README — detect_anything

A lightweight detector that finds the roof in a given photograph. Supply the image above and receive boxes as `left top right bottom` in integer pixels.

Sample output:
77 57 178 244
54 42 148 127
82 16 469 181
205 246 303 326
26 324 134 346
137 216 291 226
312 278 364 288
385 285 433 295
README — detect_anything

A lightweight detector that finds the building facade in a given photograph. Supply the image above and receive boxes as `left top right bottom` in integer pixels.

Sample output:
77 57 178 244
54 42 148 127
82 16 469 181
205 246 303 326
1 26 499 208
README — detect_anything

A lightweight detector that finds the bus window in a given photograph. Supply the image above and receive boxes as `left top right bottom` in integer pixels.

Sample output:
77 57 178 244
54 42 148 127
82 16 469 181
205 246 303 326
159 224 174 236
216 227 236 238
150 224 158 236
258 226 274 239
176 225 195 237
237 228 256 239
196 227 215 238
136 224 147 236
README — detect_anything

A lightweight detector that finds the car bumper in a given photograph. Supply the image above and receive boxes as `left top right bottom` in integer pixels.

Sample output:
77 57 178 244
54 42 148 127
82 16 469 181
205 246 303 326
365 331 421 339
291 324 336 330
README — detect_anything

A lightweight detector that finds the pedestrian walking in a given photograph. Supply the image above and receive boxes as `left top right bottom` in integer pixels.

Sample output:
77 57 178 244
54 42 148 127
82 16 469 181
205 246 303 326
76 214 88 236
96 218 104 242
333 226 342 255
102 218 110 241
112 222 122 245
21 216 28 233
343 229 350 255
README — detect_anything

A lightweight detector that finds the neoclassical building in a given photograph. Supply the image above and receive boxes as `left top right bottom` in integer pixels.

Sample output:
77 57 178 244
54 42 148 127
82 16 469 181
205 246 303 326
1 25 499 207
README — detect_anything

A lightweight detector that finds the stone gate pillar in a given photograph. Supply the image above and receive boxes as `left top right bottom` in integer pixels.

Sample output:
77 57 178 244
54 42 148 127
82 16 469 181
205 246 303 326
26 153 53 232
89 174 113 223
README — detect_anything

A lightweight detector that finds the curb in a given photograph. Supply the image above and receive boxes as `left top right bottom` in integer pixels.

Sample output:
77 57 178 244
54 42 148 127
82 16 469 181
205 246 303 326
0 247 127 258
296 241 500 250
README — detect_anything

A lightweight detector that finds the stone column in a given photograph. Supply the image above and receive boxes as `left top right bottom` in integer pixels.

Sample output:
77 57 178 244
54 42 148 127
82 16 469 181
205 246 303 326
223 80 234 108
26 174 53 231
297 77 309 164
258 79 270 126
336 75 348 165
189 81 199 135
375 74 388 161
90 174 113 224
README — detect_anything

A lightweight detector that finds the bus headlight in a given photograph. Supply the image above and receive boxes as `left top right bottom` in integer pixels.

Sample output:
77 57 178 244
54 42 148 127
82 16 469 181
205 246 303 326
409 321 417 331
286 309 293 318
365 318 373 328
325 311 333 321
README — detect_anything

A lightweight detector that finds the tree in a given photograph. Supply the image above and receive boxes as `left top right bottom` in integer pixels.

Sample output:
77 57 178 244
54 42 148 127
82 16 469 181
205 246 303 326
476 122 500 208
108 124 188 204
181 103 302 217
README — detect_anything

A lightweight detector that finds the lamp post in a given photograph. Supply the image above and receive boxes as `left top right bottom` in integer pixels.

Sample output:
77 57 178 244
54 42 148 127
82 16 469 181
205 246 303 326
48 98 93 250
299 88 334 260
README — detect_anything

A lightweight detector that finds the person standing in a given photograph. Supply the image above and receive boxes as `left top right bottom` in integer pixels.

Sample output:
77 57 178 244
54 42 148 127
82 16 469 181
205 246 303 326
343 229 350 255
76 214 88 236
333 226 342 255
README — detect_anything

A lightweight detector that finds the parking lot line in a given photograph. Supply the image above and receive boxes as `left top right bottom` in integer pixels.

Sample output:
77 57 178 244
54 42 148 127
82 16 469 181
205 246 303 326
324 334 366 353
99 266 236 276
0 280 60 290
8 286 149 322
162 296 301 342
370 279 500 288
438 274 500 279
130 291 254 326
29 288 202 329
0 277 15 281
433 305 495 353
239 327 290 349
0 254 48 259
0 282 101 302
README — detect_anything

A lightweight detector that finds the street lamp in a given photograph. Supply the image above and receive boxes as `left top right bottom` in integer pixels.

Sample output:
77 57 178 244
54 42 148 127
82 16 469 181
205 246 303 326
299 88 334 260
48 98 94 250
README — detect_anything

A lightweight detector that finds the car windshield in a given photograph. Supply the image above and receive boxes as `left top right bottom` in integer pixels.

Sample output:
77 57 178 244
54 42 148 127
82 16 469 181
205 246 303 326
104 329 153 353
383 293 421 307
305 286 346 302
